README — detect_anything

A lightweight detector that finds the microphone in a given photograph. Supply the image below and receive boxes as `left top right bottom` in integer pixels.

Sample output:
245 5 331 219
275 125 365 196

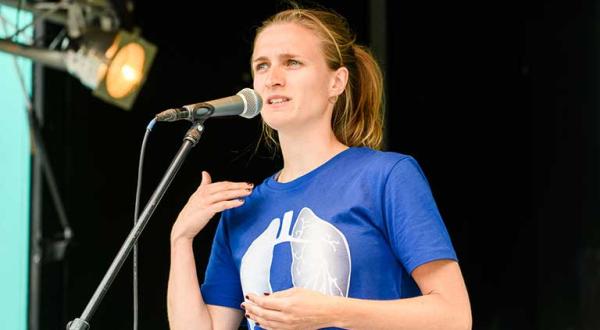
156 88 262 122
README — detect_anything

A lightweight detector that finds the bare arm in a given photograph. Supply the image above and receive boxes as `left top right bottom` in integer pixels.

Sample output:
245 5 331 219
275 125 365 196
243 260 471 330
167 238 243 330
331 260 471 329
167 171 252 330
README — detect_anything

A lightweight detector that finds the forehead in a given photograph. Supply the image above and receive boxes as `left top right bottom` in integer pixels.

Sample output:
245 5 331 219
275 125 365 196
252 23 323 60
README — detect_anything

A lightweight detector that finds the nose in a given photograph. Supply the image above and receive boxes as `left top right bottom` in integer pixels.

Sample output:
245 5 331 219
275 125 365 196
265 65 285 88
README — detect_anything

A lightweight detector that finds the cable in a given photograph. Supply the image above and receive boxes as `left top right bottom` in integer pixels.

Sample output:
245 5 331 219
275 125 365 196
132 118 156 330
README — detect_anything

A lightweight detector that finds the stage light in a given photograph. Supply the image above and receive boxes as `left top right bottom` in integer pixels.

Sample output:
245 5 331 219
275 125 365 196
0 0 157 110
62 29 157 110
97 31 156 109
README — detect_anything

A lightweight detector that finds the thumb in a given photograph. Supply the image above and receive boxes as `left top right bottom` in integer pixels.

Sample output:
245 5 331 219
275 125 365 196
200 171 212 186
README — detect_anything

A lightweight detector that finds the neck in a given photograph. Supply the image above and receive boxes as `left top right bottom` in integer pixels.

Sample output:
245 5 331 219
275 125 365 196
276 124 348 183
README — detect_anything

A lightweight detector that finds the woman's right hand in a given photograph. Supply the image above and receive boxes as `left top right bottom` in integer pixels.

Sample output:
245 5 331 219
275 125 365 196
170 171 253 243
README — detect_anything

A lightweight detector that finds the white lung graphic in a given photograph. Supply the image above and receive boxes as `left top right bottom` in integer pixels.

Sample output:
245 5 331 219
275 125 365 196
240 208 351 330
290 208 351 296
239 217 280 298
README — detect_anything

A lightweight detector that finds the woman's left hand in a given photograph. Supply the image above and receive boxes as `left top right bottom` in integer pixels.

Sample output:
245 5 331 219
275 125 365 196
242 287 337 329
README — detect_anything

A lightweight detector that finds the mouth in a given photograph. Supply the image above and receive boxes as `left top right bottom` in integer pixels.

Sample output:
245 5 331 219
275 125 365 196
267 96 291 105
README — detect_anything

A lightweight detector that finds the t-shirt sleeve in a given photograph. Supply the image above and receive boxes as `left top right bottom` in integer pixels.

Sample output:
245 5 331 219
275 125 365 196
384 156 458 275
200 213 244 309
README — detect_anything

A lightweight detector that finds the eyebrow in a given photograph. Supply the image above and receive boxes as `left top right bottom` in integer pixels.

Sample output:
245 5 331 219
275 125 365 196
252 53 301 63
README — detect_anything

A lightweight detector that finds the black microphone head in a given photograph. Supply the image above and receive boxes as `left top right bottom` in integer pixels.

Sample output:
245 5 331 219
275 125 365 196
237 88 262 119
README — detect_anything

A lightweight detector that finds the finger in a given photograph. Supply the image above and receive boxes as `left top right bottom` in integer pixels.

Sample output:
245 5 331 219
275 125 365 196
205 181 253 194
248 313 287 330
209 199 245 213
205 188 252 204
200 171 212 186
246 293 286 311
242 302 286 323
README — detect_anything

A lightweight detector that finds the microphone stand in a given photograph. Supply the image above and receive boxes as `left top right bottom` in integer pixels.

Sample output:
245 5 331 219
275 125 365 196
67 120 206 330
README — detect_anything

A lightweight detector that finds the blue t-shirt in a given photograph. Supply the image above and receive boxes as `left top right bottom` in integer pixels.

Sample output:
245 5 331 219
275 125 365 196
200 147 457 329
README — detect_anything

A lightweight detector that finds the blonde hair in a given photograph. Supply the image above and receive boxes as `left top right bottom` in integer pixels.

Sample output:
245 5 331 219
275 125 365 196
254 7 385 151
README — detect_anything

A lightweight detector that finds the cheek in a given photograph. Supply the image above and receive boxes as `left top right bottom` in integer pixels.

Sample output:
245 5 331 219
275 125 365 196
252 78 264 99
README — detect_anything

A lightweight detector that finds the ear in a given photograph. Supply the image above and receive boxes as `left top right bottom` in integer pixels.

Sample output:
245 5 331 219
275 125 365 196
329 66 349 98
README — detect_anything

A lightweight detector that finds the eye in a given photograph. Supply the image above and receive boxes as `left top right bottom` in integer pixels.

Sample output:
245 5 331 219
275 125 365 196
287 59 301 67
255 62 268 72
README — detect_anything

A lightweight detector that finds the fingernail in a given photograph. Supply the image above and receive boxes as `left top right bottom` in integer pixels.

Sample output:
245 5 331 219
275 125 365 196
263 292 270 296
238 199 245 203
247 182 254 187
240 303 245 310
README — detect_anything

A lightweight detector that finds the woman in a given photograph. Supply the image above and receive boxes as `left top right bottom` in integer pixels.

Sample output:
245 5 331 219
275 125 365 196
167 7 471 330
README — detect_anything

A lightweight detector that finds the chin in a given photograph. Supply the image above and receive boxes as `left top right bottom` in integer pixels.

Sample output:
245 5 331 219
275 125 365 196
260 112 292 131
261 119 289 132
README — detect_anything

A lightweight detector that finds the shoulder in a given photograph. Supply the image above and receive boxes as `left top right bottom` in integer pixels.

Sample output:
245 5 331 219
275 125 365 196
348 148 434 193
314 147 424 192
349 147 417 173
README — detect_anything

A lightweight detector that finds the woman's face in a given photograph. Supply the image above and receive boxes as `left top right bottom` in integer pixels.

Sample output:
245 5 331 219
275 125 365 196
252 23 344 133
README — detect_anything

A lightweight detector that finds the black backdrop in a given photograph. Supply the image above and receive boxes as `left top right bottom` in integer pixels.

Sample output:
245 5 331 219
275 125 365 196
36 0 599 329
